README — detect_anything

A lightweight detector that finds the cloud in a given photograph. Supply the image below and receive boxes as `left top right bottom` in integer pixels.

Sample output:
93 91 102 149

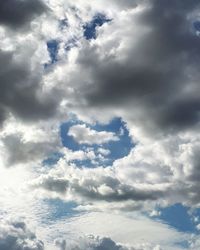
0 218 44 250
31 162 167 209
55 234 162 250
0 0 47 30
40 0 200 210
30 127 200 209
68 124 119 145
97 148 110 156
61 148 98 164
55 235 130 250
51 211 187 250
71 0 200 134
0 50 58 125
1 134 57 166
0 117 60 166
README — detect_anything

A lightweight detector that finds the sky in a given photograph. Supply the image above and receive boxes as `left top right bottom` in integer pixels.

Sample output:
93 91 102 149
1 0 200 249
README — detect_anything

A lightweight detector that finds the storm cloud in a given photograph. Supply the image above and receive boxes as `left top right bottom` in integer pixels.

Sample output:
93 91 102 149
0 0 47 29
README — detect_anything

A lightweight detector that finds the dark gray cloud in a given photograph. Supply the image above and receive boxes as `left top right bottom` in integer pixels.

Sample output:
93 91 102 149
72 176 163 202
77 0 200 133
2 134 59 166
0 218 44 250
33 173 164 203
0 0 47 29
0 50 58 125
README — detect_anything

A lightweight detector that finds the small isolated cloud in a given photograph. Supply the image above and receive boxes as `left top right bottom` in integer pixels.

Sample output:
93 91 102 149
0 217 44 250
68 124 119 145
97 148 111 156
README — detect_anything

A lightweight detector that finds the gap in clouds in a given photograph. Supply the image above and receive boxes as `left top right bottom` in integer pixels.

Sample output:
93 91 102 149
42 152 63 168
83 13 112 40
40 199 79 224
45 39 60 68
60 117 133 168
44 12 112 69
149 204 200 236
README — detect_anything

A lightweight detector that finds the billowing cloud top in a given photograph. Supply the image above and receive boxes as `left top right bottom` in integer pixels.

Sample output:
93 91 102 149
0 218 44 250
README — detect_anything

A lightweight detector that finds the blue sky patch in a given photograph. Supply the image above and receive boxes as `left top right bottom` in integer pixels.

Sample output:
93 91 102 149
60 117 133 167
193 21 200 31
155 204 197 233
42 152 63 167
83 14 111 40
45 39 60 67
41 199 78 223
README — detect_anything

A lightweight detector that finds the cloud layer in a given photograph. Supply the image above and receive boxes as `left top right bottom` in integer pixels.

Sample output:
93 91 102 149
75 0 200 134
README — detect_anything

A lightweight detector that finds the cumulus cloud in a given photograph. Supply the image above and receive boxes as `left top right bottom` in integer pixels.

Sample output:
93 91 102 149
30 129 200 209
1 134 57 166
68 124 119 145
39 0 200 210
30 161 167 210
71 0 200 134
55 234 161 250
55 235 129 250
0 218 44 250
97 148 110 156
52 211 188 250
0 117 60 166
0 49 58 126
0 0 62 165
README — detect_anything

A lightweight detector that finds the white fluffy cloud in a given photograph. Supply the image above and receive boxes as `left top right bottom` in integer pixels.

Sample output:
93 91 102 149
68 124 119 145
